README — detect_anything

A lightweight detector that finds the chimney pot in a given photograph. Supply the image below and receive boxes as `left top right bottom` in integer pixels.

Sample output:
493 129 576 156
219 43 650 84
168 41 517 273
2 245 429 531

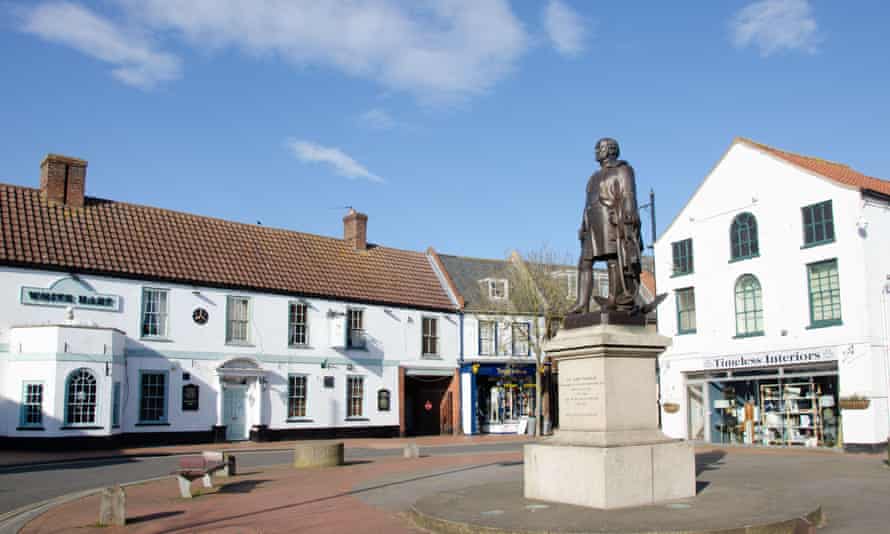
343 209 368 251
40 154 87 208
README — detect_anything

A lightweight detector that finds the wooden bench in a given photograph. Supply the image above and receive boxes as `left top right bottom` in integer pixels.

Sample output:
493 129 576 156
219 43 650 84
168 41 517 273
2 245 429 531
174 451 233 498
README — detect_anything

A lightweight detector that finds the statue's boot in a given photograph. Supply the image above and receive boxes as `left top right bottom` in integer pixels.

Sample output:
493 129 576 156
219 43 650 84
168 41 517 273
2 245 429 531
567 269 592 314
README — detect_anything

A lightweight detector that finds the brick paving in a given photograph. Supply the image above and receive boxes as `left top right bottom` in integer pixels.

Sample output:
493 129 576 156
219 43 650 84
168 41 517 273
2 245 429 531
22 450 522 534
0 434 529 467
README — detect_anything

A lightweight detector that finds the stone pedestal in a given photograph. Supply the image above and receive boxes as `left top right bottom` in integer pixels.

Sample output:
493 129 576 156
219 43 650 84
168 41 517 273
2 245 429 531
524 323 695 509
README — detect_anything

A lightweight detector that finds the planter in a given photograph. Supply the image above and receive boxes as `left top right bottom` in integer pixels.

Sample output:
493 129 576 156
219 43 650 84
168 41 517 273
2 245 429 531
839 397 870 410
663 402 680 414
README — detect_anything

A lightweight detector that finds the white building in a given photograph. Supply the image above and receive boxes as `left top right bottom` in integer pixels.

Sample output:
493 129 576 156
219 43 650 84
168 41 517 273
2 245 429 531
0 154 460 447
655 138 890 452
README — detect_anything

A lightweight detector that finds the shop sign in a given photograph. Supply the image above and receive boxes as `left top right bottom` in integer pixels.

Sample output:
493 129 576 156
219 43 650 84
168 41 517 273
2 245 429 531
703 347 837 370
497 368 528 377
21 277 120 312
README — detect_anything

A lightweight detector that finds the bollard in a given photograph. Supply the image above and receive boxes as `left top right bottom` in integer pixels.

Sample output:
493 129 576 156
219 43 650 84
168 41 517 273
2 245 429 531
217 453 237 478
293 441 344 468
98 485 126 527
403 443 420 459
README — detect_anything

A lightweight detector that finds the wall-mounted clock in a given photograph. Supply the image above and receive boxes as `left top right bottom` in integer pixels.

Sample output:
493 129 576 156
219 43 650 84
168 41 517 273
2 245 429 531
192 307 209 325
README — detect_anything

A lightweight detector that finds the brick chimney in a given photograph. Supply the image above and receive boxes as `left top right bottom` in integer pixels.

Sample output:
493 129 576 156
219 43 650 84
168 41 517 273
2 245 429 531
40 154 87 208
343 208 368 251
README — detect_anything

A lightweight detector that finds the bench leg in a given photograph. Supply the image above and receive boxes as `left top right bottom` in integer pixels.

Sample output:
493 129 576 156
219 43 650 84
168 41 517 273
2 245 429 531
177 476 193 499
202 473 213 488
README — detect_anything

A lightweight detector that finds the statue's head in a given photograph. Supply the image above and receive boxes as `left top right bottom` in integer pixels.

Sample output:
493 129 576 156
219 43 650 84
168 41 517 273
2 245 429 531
595 138 620 163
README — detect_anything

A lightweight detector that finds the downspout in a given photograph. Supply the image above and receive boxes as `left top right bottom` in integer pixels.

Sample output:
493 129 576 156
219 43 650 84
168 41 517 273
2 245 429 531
881 279 890 442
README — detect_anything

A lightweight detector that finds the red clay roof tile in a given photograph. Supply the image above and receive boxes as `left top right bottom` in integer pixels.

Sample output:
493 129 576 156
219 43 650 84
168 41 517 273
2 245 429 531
0 184 455 311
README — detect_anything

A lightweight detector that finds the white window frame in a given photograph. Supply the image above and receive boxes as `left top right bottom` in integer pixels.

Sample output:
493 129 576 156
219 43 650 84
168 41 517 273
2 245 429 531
20 381 44 428
141 287 169 339
479 320 496 355
347 308 366 349
346 376 365 418
226 296 252 345
511 322 530 356
65 368 98 426
486 279 508 300
288 301 309 346
287 374 308 419
422 316 439 356
138 370 168 423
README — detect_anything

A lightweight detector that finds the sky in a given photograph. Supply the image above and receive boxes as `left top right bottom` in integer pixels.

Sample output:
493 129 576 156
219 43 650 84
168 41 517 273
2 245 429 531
1 1 888 262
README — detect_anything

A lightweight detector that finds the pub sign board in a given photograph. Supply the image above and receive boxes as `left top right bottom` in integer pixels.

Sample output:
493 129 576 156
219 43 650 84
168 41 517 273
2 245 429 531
21 277 120 312
182 384 200 411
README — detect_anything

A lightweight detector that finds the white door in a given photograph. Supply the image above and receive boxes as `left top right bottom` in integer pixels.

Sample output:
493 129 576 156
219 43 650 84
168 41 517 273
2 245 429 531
687 383 705 440
223 386 248 441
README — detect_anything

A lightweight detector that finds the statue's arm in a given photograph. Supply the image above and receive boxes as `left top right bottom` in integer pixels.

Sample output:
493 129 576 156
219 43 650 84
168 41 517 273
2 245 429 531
619 167 641 226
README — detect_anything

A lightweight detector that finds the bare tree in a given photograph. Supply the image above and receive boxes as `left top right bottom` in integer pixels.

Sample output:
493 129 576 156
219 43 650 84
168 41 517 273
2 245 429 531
505 247 574 436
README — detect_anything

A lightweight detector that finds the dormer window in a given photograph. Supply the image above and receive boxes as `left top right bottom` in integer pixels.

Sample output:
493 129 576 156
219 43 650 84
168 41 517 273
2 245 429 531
486 279 508 300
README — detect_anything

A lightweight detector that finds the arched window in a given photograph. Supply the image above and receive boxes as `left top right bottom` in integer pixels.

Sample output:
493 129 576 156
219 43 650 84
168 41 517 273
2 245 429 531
730 213 759 261
735 275 764 337
66 368 97 425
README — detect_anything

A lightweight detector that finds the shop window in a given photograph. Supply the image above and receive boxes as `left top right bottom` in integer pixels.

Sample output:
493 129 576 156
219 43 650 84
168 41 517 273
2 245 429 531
807 259 842 328
734 274 764 337
288 375 307 418
671 238 693 276
675 287 696 334
66 368 97 425
377 389 391 411
801 200 835 247
20 382 44 428
347 309 365 349
347 376 364 418
512 323 530 356
139 371 168 423
226 296 251 344
730 213 759 261
476 371 536 432
422 317 439 356
141 288 169 338
288 301 309 346
706 373 839 448
479 321 496 355
112 382 121 427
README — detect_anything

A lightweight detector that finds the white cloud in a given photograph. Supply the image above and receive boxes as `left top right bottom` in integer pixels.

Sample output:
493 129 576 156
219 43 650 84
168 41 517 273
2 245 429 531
730 0 820 56
359 108 396 131
18 1 181 89
121 0 529 102
287 140 384 183
543 0 587 56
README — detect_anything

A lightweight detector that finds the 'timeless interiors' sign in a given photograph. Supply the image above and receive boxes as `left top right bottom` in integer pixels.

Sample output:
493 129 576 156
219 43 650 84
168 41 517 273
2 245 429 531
703 347 837 370
21 277 120 312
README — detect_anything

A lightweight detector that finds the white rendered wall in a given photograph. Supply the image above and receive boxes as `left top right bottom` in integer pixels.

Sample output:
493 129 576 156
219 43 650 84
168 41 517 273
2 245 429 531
655 142 889 445
0 266 458 436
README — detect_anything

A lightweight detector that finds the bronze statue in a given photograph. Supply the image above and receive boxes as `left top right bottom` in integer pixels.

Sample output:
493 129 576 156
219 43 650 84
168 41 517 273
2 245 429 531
568 138 660 317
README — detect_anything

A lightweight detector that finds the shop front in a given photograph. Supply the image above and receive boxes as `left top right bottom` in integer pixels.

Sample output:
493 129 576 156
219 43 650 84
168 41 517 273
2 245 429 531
685 362 840 448
461 362 536 434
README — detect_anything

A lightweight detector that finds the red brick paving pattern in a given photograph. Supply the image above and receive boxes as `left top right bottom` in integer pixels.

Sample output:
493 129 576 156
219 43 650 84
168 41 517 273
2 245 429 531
23 451 521 534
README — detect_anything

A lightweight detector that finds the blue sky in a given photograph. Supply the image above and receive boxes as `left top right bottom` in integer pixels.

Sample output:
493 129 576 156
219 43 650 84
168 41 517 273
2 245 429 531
1 1 888 262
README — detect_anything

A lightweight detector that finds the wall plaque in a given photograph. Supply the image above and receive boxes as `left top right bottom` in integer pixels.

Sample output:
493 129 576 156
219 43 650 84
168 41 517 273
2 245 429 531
182 384 200 411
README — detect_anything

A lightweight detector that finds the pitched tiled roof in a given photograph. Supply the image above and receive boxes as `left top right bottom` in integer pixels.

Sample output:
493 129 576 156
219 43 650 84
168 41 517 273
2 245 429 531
740 138 890 197
437 254 516 313
0 184 455 311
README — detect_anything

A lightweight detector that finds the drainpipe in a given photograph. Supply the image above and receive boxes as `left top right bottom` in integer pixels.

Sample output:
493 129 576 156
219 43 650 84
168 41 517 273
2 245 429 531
881 278 890 444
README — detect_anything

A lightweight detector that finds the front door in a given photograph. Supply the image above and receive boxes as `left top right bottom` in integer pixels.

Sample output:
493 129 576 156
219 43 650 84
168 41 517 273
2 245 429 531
223 386 248 441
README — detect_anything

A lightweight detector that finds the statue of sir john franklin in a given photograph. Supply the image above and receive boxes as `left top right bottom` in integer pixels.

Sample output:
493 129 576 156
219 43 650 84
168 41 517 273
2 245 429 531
568 138 660 316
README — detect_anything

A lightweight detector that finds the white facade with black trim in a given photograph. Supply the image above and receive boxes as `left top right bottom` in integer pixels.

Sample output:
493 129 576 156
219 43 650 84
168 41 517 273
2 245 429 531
0 265 459 444
655 139 890 451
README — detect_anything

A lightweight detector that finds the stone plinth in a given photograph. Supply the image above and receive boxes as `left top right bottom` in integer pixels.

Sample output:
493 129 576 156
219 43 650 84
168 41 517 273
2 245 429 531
98 485 126 527
524 323 695 509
